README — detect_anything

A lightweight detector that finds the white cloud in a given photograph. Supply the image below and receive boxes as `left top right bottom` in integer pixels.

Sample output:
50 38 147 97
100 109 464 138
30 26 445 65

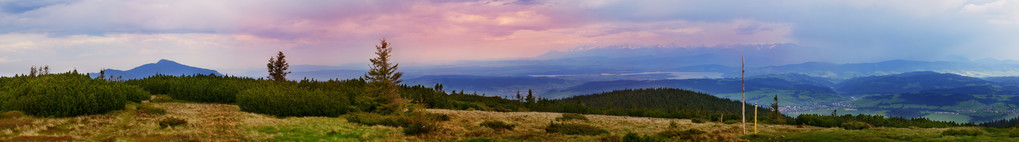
962 0 1019 25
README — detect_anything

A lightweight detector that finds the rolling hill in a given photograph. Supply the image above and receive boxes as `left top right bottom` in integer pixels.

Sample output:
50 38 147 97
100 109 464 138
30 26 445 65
542 74 841 106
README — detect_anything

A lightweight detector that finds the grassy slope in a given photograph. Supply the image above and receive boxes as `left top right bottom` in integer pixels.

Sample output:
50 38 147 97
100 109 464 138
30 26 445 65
2 102 1018 141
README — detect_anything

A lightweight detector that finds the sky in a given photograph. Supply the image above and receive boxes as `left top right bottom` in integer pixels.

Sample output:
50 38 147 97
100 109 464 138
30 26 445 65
2 0 1019 76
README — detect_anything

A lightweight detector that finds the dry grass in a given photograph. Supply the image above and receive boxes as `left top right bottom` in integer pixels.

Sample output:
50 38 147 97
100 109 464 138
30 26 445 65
422 109 787 141
8 102 994 141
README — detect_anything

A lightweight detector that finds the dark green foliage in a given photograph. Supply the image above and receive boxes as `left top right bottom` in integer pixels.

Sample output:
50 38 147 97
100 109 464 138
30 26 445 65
344 112 442 135
942 128 984 136
480 120 515 130
623 133 664 142
979 115 1019 128
795 114 965 128
159 117 187 128
405 84 526 112
138 104 166 115
658 129 705 139
545 122 606 135
150 95 173 103
556 113 588 121
0 111 24 119
345 112 409 127
0 72 149 117
841 121 873 130
126 74 265 103
237 84 350 117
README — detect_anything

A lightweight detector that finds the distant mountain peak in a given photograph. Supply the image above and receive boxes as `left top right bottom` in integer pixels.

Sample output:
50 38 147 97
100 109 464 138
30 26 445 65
89 59 221 79
156 59 179 64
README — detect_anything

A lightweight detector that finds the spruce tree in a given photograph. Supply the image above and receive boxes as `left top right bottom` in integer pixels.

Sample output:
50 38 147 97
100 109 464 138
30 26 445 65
364 39 407 114
526 89 535 104
267 51 291 82
516 91 522 102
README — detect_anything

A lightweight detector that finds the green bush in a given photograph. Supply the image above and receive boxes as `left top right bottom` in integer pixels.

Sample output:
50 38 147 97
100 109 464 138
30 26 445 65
942 128 984 136
159 117 187 128
403 112 439 135
127 74 263 103
344 112 442 135
138 104 166 115
345 112 409 127
0 73 149 117
658 129 705 139
841 121 873 130
0 111 24 119
557 113 589 121
724 120 739 124
545 122 606 135
237 84 350 117
481 120 516 130
150 95 173 103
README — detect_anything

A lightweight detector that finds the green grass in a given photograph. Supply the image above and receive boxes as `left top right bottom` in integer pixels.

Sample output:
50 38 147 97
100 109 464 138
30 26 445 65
744 127 1019 142
251 117 403 141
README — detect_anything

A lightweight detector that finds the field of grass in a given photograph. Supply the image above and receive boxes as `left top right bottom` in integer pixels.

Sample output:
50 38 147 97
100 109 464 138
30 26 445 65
3 101 1019 141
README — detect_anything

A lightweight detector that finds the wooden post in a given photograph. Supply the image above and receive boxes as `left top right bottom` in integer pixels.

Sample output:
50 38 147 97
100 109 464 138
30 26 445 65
742 56 746 135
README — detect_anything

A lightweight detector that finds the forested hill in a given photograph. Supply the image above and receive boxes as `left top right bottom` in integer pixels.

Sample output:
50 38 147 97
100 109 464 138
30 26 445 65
533 88 788 123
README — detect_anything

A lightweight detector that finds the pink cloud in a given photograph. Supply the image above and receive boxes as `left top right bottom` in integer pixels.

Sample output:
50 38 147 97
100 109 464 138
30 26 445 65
1 0 796 73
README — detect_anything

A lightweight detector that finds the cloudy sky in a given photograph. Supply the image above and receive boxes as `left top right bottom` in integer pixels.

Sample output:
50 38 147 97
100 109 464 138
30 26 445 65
2 0 1019 76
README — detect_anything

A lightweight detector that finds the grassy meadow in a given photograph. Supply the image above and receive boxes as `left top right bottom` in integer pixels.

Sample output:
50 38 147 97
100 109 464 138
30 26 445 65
3 100 1019 141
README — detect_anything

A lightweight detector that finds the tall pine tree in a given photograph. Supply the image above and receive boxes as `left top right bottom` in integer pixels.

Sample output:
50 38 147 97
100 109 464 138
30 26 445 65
364 39 407 114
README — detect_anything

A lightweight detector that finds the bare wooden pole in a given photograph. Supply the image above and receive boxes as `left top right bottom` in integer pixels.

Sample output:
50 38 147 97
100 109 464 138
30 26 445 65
742 56 746 135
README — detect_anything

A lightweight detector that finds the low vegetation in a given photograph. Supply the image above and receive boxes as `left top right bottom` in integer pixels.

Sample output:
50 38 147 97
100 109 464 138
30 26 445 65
480 120 516 130
623 133 664 142
796 113 966 128
556 113 589 121
0 72 149 117
0 111 24 119
150 95 173 103
126 74 262 103
544 122 607 135
840 121 873 130
658 129 706 139
158 117 187 128
237 84 350 117
942 128 984 136
137 104 166 115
